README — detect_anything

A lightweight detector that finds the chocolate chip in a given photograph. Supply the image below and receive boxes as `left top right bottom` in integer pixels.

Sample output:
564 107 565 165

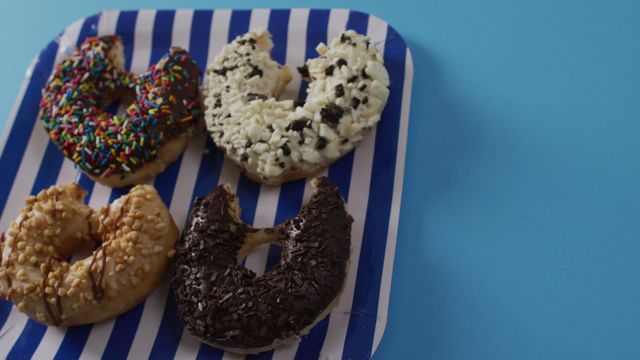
279 162 285 168
293 100 305 108
287 119 309 132
246 93 268 101
351 97 361 109
240 154 248 162
324 65 335 76
336 58 347 67
267 125 274 132
246 65 263 79
359 84 367 91
361 68 370 79
362 96 369 105
340 34 351 43
320 104 344 126
316 136 327 150
213 65 237 76
245 139 252 148
297 65 309 78
335 84 345 98
281 143 291 156
214 98 222 109
347 75 358 83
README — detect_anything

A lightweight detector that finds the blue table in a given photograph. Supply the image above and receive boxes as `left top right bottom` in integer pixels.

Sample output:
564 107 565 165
1 1 639 359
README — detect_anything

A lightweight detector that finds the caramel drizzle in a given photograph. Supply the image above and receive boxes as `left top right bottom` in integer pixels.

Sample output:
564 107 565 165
41 256 65 326
88 197 129 300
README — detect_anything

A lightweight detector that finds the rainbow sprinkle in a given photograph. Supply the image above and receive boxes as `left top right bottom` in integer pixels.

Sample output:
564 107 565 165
39 36 202 179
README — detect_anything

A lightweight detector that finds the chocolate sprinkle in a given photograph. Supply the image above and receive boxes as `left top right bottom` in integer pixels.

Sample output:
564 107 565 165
281 143 291 156
324 65 335 76
316 136 328 150
351 97 361 109
172 177 352 349
347 75 358 83
246 93 268 101
246 65 264 79
287 119 309 132
320 103 344 126
297 65 309 78
336 58 348 67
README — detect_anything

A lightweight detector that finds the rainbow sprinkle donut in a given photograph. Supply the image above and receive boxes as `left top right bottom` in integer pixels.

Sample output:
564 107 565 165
39 36 202 187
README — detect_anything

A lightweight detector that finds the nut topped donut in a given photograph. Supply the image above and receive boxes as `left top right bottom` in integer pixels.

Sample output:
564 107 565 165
172 177 352 353
0 183 178 326
204 30 390 185
39 36 202 188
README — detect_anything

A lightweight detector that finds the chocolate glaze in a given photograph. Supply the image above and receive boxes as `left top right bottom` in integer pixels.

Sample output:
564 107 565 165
172 177 352 349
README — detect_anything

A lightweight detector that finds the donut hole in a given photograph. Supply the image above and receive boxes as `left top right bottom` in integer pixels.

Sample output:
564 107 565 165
103 91 135 117
239 243 283 274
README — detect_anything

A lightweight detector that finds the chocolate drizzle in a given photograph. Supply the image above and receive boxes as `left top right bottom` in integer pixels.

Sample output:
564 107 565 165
89 197 127 300
42 256 65 326
172 177 352 349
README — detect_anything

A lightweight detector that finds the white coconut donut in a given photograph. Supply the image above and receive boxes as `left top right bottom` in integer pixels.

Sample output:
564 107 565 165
0 183 178 326
203 29 390 185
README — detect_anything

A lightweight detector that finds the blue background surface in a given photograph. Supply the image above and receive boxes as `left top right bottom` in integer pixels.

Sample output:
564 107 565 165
2 1 640 359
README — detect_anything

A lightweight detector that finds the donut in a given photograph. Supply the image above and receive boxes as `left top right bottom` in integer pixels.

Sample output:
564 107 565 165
172 177 352 353
203 30 390 185
39 36 202 188
0 183 178 326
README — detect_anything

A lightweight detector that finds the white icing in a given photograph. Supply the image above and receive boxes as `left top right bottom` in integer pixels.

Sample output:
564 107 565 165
204 29 390 182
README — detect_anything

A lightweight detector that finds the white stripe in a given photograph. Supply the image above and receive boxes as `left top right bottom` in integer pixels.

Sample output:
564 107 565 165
79 10 157 360
206 9 232 67
327 9 350 44
272 9 348 360
371 47 413 355
174 9 233 360
280 8 309 101
97 10 119 36
0 18 84 358
171 9 194 50
230 9 274 280
126 10 197 360
248 8 270 31
0 57 35 154
320 17 388 360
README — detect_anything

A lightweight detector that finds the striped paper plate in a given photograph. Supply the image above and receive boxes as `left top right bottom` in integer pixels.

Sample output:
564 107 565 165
0 8 413 360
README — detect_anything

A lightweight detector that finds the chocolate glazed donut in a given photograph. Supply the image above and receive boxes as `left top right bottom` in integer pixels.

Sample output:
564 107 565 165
172 177 352 354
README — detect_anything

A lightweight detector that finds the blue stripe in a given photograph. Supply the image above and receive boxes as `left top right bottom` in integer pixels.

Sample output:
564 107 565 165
101 10 177 360
116 11 138 71
293 10 369 360
149 10 176 65
148 10 215 359
0 39 59 223
54 10 139 358
196 9 253 360
6 321 47 360
55 324 92 360
77 174 96 204
189 10 215 81
5 13 100 359
0 301 11 329
342 21 407 359
290 9 340 360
